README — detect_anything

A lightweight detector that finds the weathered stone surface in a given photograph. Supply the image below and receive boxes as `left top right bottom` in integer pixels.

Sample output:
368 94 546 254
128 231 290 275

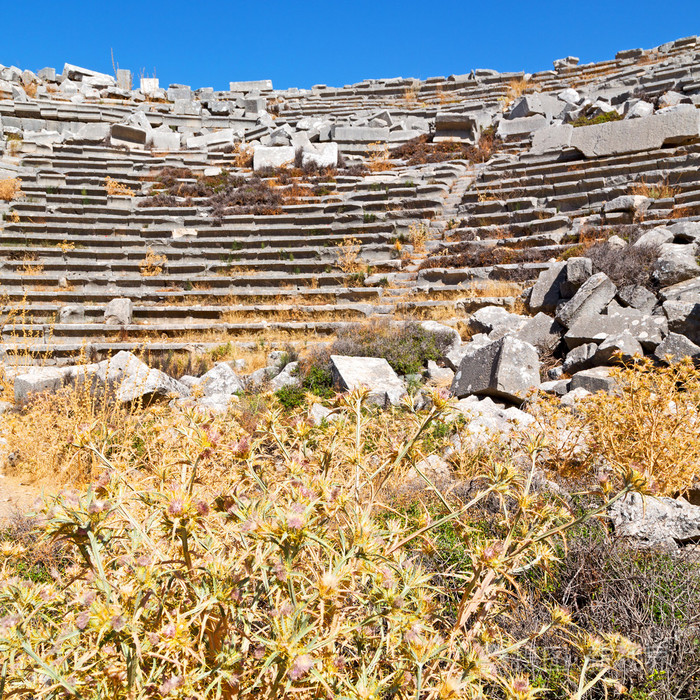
617 284 657 312
532 107 700 157
508 93 564 120
513 312 564 353
555 273 617 329
468 305 527 336
608 492 700 547
59 304 85 323
562 342 598 373
253 145 295 171
270 362 301 391
572 107 700 157
560 257 592 298
199 362 244 396
451 337 540 403
653 332 700 363
565 308 667 350
302 142 338 168
560 386 591 407
330 355 406 407
603 195 652 216
654 244 700 287
14 367 65 404
229 79 273 92
569 367 616 394
450 395 534 445
426 360 454 385
104 298 133 326
528 261 567 313
593 330 644 364
663 300 700 344
496 115 548 138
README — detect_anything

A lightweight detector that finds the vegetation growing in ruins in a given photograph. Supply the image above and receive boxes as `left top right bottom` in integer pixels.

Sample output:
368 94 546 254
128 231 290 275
629 177 680 200
571 111 624 127
391 130 503 166
533 358 700 496
0 177 22 201
139 248 168 276
105 176 135 197
587 241 659 290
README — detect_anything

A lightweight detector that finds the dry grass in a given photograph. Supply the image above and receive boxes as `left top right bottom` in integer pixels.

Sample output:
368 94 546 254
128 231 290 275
407 222 429 253
504 77 532 106
366 141 393 172
23 82 37 98
335 236 363 273
629 178 679 200
105 176 135 197
139 248 167 276
0 178 22 201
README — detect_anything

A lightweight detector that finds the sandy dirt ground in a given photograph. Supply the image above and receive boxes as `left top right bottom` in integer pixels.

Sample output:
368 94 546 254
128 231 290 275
0 475 43 526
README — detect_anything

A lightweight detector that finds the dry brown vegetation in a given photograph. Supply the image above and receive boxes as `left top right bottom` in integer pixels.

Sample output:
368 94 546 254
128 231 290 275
0 177 22 201
391 131 503 167
139 248 168 276
105 176 135 196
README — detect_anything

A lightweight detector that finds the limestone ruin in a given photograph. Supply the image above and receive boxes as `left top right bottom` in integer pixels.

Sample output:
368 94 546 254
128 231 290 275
1 37 700 412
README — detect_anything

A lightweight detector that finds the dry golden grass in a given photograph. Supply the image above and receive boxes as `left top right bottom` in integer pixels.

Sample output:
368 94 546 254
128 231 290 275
335 236 363 274
366 141 393 172
504 77 532 106
629 178 679 200
105 176 136 196
407 222 429 254
232 142 253 169
0 178 22 201
23 81 37 98
139 248 167 276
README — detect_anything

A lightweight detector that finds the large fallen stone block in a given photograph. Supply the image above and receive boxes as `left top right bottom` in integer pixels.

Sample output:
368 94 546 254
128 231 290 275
229 79 273 92
253 145 295 171
555 272 617 329
199 362 244 396
513 312 564 353
565 308 667 350
302 142 338 168
451 337 540 403
533 106 700 157
468 306 528 336
71 123 110 144
14 367 66 404
330 355 406 407
111 123 150 147
653 332 700 363
528 261 567 313
654 244 700 287
565 107 699 157
663 300 700 344
496 115 548 138
67 351 189 404
331 126 390 142
609 492 700 547
434 112 483 142
104 298 133 326
593 330 644 364
508 93 565 120
569 367 616 394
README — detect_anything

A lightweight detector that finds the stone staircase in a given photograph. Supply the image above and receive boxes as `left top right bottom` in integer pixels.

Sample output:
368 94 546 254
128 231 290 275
2 35 700 363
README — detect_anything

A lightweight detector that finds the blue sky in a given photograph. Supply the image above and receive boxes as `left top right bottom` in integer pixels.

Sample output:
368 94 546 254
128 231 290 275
3 1 699 90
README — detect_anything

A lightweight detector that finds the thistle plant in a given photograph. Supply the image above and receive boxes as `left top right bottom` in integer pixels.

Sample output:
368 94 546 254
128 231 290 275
0 388 642 698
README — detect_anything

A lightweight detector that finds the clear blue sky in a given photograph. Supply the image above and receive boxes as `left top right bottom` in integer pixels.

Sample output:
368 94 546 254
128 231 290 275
3 1 699 91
